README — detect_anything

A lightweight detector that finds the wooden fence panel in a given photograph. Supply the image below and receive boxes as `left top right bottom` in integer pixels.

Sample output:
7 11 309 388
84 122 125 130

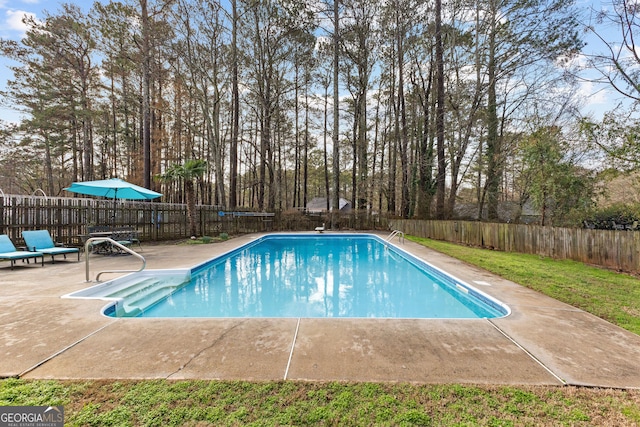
390 219 640 273
10 194 639 271
0 194 389 247
0 195 203 244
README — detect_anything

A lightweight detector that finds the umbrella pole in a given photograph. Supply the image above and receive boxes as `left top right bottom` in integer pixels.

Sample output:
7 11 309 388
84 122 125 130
112 189 118 227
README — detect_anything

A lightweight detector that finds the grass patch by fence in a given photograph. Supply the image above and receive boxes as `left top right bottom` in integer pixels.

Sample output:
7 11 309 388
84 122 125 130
407 235 640 336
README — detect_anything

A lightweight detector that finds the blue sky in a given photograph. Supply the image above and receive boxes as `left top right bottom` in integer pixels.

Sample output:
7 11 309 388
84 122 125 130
0 0 624 124
0 0 99 123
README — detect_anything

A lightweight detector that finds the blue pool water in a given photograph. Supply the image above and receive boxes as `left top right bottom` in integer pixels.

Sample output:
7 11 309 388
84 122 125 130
102 234 508 319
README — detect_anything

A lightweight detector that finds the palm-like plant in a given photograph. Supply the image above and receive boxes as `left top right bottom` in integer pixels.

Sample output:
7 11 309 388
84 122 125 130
156 159 207 238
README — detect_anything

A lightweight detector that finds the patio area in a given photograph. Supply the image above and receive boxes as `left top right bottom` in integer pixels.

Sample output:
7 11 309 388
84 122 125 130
1 232 640 388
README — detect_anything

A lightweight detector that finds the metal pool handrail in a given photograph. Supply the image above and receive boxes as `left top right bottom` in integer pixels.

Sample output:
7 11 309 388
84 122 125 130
84 237 146 282
386 230 405 243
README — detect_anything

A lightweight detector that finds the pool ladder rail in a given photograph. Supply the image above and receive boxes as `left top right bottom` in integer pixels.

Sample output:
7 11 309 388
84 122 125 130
84 237 146 282
386 230 405 244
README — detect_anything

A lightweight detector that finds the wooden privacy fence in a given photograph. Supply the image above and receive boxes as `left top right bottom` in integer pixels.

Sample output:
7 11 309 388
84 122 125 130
390 219 640 273
5 194 635 271
0 195 389 247
0 195 272 246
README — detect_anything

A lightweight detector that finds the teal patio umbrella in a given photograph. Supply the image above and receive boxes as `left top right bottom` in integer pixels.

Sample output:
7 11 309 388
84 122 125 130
64 178 162 223
65 178 162 200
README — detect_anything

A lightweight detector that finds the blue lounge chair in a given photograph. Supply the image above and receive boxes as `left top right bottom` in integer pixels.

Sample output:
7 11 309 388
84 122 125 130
22 230 80 263
0 234 44 269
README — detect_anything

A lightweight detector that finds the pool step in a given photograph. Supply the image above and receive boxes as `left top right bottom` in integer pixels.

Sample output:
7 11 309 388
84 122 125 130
108 277 188 317
104 278 161 299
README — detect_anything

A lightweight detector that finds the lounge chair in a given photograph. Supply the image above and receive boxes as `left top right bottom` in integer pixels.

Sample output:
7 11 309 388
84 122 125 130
22 230 80 263
0 234 44 269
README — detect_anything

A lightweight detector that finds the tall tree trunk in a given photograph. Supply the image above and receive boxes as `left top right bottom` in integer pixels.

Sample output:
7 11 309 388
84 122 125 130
229 0 239 209
185 179 197 237
332 0 340 225
396 6 410 219
43 130 54 194
370 85 381 214
351 109 358 209
213 83 226 205
486 0 500 221
357 80 368 212
303 81 310 209
141 0 152 189
110 74 118 176
356 37 368 212
416 58 434 219
294 63 300 207
387 58 397 214
258 108 267 211
323 79 330 211
435 0 446 219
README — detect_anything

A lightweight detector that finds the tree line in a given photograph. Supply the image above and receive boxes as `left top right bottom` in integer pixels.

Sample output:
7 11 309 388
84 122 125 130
0 0 614 224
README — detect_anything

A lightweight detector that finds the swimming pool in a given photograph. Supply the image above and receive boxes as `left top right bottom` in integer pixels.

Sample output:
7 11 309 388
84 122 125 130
67 234 509 319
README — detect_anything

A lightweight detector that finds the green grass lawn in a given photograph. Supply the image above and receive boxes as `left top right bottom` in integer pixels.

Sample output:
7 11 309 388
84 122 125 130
2 236 640 426
1 378 639 426
407 236 640 336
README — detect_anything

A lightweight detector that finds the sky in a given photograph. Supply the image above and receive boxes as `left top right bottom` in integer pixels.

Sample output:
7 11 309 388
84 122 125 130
0 0 92 124
0 0 625 125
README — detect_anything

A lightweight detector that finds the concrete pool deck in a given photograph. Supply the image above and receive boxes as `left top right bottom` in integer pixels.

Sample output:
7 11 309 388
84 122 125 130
1 232 640 388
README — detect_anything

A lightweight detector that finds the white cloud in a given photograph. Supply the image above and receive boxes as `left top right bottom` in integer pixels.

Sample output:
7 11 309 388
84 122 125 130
5 9 36 33
577 80 622 118
578 80 607 104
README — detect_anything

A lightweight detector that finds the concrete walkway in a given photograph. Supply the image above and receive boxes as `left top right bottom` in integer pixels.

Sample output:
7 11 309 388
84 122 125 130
1 233 639 388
